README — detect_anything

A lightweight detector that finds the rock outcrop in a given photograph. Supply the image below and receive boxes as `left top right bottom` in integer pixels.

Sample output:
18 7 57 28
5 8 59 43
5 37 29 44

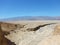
0 22 16 45
27 23 55 31
0 22 25 45
0 21 60 45
5 23 56 45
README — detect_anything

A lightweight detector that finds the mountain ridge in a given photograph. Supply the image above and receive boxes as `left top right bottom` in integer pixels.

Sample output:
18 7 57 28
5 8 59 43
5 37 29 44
0 16 60 21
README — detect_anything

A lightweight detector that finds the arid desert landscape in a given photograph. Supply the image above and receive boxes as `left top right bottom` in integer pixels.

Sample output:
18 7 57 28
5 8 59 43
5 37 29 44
0 20 60 45
1 0 60 45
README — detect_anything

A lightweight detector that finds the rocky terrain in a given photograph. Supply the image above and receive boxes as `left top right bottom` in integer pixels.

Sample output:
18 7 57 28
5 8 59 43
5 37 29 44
0 21 60 45
0 22 24 45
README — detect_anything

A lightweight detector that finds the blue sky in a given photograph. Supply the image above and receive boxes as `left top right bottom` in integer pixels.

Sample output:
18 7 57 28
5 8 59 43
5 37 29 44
0 0 60 19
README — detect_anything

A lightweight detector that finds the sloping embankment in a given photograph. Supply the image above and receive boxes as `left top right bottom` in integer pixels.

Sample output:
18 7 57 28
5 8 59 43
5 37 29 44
5 23 57 45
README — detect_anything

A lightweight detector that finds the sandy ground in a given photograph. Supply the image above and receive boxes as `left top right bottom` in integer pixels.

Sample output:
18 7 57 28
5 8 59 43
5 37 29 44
4 20 60 45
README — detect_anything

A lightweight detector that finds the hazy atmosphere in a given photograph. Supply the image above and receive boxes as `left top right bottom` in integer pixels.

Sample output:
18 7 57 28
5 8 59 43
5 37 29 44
0 0 60 19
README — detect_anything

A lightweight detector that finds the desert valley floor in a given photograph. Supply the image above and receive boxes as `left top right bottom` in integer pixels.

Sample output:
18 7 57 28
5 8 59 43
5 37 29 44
0 20 60 45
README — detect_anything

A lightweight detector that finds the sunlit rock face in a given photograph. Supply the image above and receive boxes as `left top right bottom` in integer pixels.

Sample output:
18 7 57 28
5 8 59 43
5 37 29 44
1 21 60 45
0 22 15 45
0 22 25 45
5 23 57 45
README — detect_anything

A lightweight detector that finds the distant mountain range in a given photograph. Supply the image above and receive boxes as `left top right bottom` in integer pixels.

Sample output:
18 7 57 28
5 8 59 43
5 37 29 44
0 16 60 21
